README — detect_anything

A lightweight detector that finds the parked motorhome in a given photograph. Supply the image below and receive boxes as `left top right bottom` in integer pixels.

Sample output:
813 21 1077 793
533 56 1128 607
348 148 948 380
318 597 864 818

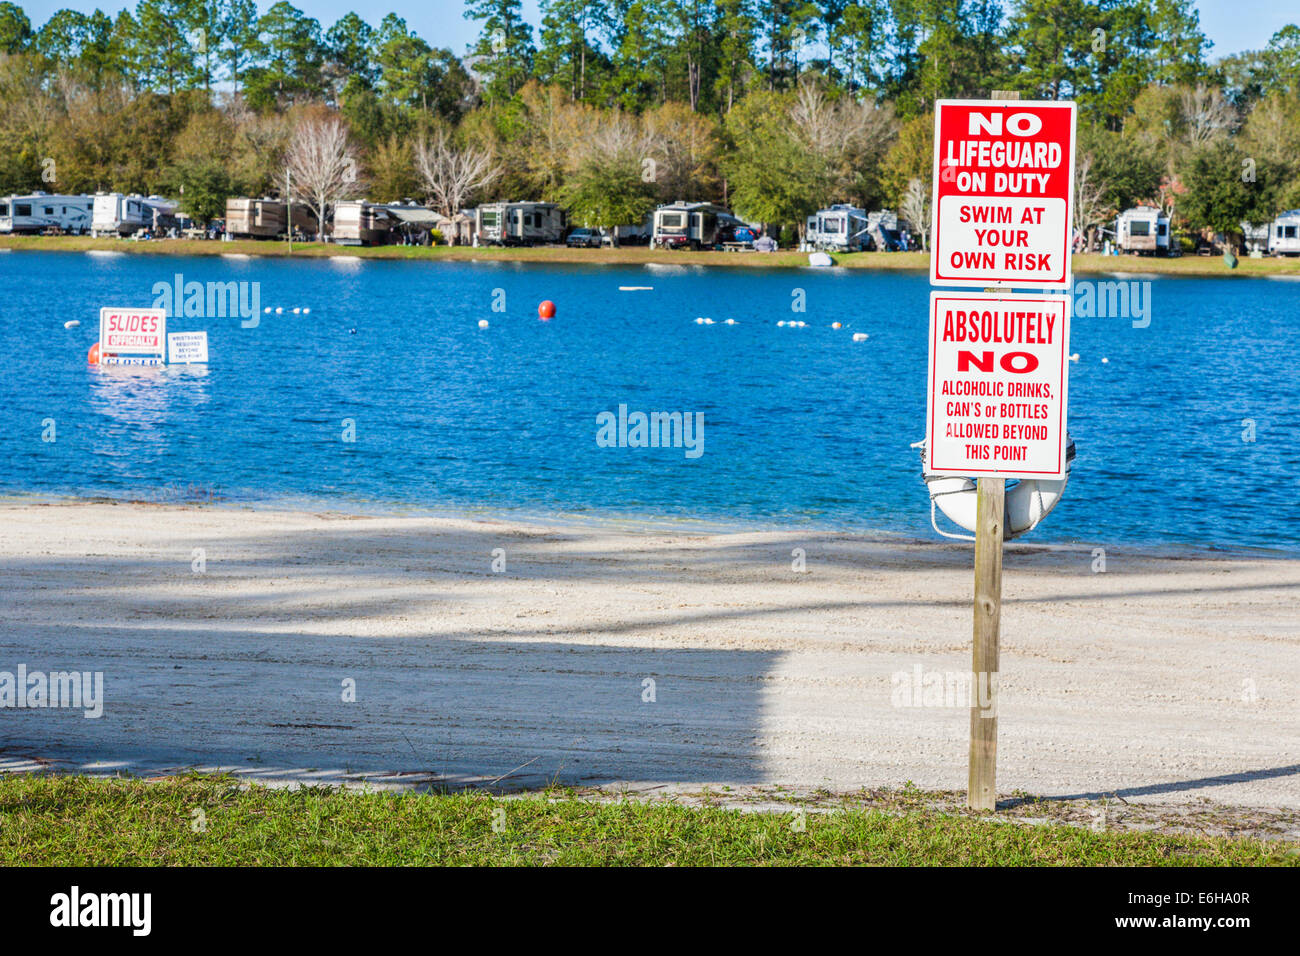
806 204 869 252
0 193 93 234
651 202 745 250
1115 206 1170 255
1268 210 1300 256
474 202 566 246
92 193 178 237
225 198 318 239
332 200 395 245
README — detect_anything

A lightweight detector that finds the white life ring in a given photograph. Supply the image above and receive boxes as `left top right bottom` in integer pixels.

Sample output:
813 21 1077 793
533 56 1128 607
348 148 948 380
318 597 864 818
913 436 1076 541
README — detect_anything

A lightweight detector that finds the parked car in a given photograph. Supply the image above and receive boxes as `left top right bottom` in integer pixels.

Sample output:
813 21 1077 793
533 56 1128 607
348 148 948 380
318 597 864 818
566 227 602 248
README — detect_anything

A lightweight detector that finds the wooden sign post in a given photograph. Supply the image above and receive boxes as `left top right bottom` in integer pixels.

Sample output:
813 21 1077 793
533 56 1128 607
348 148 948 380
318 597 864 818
925 90 1076 811
968 477 1004 810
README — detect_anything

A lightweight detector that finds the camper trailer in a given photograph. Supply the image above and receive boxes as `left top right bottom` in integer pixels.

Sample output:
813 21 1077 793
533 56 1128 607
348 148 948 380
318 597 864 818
92 194 178 237
0 193 93 234
332 200 395 246
225 198 318 239
1268 210 1300 256
474 202 566 246
806 204 869 252
1116 206 1170 255
651 202 746 250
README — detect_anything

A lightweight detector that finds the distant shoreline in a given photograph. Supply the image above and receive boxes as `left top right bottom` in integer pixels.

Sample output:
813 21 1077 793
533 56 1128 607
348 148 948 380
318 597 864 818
5 235 1300 278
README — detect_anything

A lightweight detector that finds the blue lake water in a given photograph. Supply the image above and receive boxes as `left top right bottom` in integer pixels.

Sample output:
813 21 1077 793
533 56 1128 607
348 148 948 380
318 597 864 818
2 249 1297 554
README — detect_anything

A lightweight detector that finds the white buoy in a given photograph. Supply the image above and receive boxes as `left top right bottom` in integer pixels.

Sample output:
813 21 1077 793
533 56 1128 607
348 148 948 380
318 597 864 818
1101 357 1109 364
478 319 489 329
852 332 869 342
64 320 80 329
275 307 283 314
777 320 787 327
302 307 311 315
832 322 842 329
292 307 301 314
694 317 706 324
264 307 271 313
1069 353 1079 362
724 318 737 325
703 318 715 324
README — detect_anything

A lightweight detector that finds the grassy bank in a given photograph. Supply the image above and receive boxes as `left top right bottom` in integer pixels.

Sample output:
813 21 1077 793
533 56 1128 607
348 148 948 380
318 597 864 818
1 774 1293 866
6 234 1300 277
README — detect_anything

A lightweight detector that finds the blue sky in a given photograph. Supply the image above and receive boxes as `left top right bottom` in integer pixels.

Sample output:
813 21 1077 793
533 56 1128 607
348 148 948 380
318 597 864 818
12 0 1298 60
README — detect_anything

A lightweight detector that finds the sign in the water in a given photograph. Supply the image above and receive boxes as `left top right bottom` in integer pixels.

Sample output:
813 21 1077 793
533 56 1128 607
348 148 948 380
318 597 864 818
925 291 1070 479
167 331 209 365
930 100 1076 289
99 307 166 366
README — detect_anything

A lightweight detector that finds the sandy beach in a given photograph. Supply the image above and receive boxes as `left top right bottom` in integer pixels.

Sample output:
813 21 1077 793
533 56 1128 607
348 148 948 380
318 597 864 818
1 500 1297 808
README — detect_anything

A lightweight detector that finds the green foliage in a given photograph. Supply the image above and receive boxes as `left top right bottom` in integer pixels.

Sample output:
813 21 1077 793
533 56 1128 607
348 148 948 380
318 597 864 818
722 91 822 227
1180 139 1261 238
559 153 656 228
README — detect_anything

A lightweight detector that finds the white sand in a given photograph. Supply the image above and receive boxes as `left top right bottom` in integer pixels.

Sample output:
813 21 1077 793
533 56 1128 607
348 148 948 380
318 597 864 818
1 501 1297 807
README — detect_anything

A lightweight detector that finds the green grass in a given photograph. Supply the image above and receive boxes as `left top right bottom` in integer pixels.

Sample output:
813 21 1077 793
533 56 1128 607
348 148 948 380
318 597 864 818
8 234 1300 277
0 773 1293 866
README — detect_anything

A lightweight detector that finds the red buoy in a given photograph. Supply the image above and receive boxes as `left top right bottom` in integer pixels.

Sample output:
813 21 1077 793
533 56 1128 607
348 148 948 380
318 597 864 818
538 300 556 320
87 342 100 364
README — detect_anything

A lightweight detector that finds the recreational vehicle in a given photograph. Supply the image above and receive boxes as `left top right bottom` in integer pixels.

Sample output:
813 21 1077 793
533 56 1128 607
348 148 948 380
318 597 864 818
1269 210 1300 256
92 193 178 237
332 200 395 246
474 202 566 246
225 198 318 239
0 193 93 234
1115 206 1170 255
651 202 745 250
806 204 869 252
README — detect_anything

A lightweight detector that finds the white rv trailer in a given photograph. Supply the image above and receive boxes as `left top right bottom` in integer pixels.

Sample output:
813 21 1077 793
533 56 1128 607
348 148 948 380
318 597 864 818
1268 210 1300 256
225 198 319 239
474 202 566 246
332 200 394 245
651 201 745 249
0 193 93 234
92 193 178 237
1115 205 1170 254
806 204 869 252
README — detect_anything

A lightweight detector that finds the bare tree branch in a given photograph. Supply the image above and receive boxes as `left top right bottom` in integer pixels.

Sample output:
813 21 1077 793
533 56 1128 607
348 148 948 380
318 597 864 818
414 128 500 217
283 115 360 241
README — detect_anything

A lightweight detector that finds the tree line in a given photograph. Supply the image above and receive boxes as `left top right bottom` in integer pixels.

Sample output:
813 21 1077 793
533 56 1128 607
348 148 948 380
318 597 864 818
1 0 1299 246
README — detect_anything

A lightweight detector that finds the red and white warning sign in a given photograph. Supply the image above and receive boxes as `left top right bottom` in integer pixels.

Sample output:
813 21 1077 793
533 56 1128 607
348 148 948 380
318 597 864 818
926 292 1070 479
99 307 166 366
930 100 1076 289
